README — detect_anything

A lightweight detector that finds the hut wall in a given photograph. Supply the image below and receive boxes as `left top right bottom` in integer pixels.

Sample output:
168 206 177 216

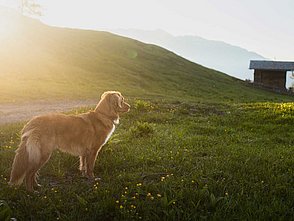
254 70 286 89
254 70 262 83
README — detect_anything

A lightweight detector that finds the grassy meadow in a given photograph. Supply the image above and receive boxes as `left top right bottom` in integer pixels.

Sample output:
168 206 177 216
1 99 294 220
1 8 294 220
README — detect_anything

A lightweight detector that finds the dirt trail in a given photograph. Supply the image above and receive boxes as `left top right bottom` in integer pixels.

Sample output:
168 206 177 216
0 99 97 125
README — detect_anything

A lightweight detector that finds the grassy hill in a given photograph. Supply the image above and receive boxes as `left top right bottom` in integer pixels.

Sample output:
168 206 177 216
0 7 292 104
112 29 265 81
0 7 294 221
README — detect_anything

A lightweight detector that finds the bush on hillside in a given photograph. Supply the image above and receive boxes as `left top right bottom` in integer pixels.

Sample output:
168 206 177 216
129 121 155 137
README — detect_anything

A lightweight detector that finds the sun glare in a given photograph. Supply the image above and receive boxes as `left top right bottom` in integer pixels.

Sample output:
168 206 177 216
0 8 19 39
0 21 8 37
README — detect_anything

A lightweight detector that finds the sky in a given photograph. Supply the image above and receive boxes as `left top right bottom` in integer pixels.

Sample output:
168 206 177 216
1 0 294 61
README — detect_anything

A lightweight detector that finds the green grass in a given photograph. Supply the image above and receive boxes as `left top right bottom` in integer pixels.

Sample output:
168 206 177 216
0 99 293 220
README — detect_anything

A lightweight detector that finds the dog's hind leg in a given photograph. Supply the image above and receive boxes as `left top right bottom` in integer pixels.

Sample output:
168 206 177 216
25 152 51 191
25 167 39 192
33 172 41 188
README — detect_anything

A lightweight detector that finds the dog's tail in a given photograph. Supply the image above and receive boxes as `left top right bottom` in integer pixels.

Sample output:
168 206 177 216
9 130 41 186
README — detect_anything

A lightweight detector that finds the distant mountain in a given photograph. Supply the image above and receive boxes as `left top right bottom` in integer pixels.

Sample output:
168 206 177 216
111 29 265 81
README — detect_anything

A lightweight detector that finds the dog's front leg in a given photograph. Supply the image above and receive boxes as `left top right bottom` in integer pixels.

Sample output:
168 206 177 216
85 147 101 178
79 156 86 175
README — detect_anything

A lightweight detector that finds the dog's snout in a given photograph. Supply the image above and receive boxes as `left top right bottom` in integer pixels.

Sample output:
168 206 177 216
122 102 130 112
125 103 131 112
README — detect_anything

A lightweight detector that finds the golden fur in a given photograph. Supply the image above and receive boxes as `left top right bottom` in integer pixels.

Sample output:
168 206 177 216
9 91 130 191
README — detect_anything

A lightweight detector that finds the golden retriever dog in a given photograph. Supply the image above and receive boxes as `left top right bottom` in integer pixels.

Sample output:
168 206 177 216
9 91 130 191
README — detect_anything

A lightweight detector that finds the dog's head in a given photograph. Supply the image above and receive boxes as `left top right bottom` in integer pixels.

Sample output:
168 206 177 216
101 91 130 114
95 91 130 122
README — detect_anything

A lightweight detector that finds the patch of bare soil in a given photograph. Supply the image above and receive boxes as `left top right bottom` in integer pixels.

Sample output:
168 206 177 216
0 99 97 125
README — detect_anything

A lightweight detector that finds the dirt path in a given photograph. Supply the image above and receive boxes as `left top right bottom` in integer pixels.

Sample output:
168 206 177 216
0 99 97 125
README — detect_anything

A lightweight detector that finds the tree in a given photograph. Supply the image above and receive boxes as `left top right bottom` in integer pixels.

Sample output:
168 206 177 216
20 0 42 17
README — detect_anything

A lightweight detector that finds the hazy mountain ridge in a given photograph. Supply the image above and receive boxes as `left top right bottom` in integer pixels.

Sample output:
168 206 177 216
112 29 265 80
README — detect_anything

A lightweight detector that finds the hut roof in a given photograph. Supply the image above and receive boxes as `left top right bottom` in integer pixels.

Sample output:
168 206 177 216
249 60 294 71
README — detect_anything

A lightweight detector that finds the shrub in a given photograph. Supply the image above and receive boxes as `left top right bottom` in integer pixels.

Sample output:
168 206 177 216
129 122 155 137
133 100 154 112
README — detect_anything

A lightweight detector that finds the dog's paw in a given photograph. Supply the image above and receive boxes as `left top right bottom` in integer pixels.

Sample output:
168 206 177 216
84 176 102 183
94 177 101 181
33 190 40 194
34 183 42 188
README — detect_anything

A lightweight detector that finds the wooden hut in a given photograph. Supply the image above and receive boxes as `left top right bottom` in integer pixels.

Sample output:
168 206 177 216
249 60 294 90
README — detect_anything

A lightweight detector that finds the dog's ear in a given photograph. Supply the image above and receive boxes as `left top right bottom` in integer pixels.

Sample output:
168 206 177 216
109 93 122 109
101 92 109 99
117 95 123 108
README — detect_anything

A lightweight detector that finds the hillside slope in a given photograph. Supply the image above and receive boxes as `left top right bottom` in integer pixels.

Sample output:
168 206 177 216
112 29 265 80
0 7 292 103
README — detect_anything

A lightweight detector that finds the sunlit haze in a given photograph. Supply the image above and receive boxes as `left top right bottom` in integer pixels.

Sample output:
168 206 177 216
1 0 294 61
